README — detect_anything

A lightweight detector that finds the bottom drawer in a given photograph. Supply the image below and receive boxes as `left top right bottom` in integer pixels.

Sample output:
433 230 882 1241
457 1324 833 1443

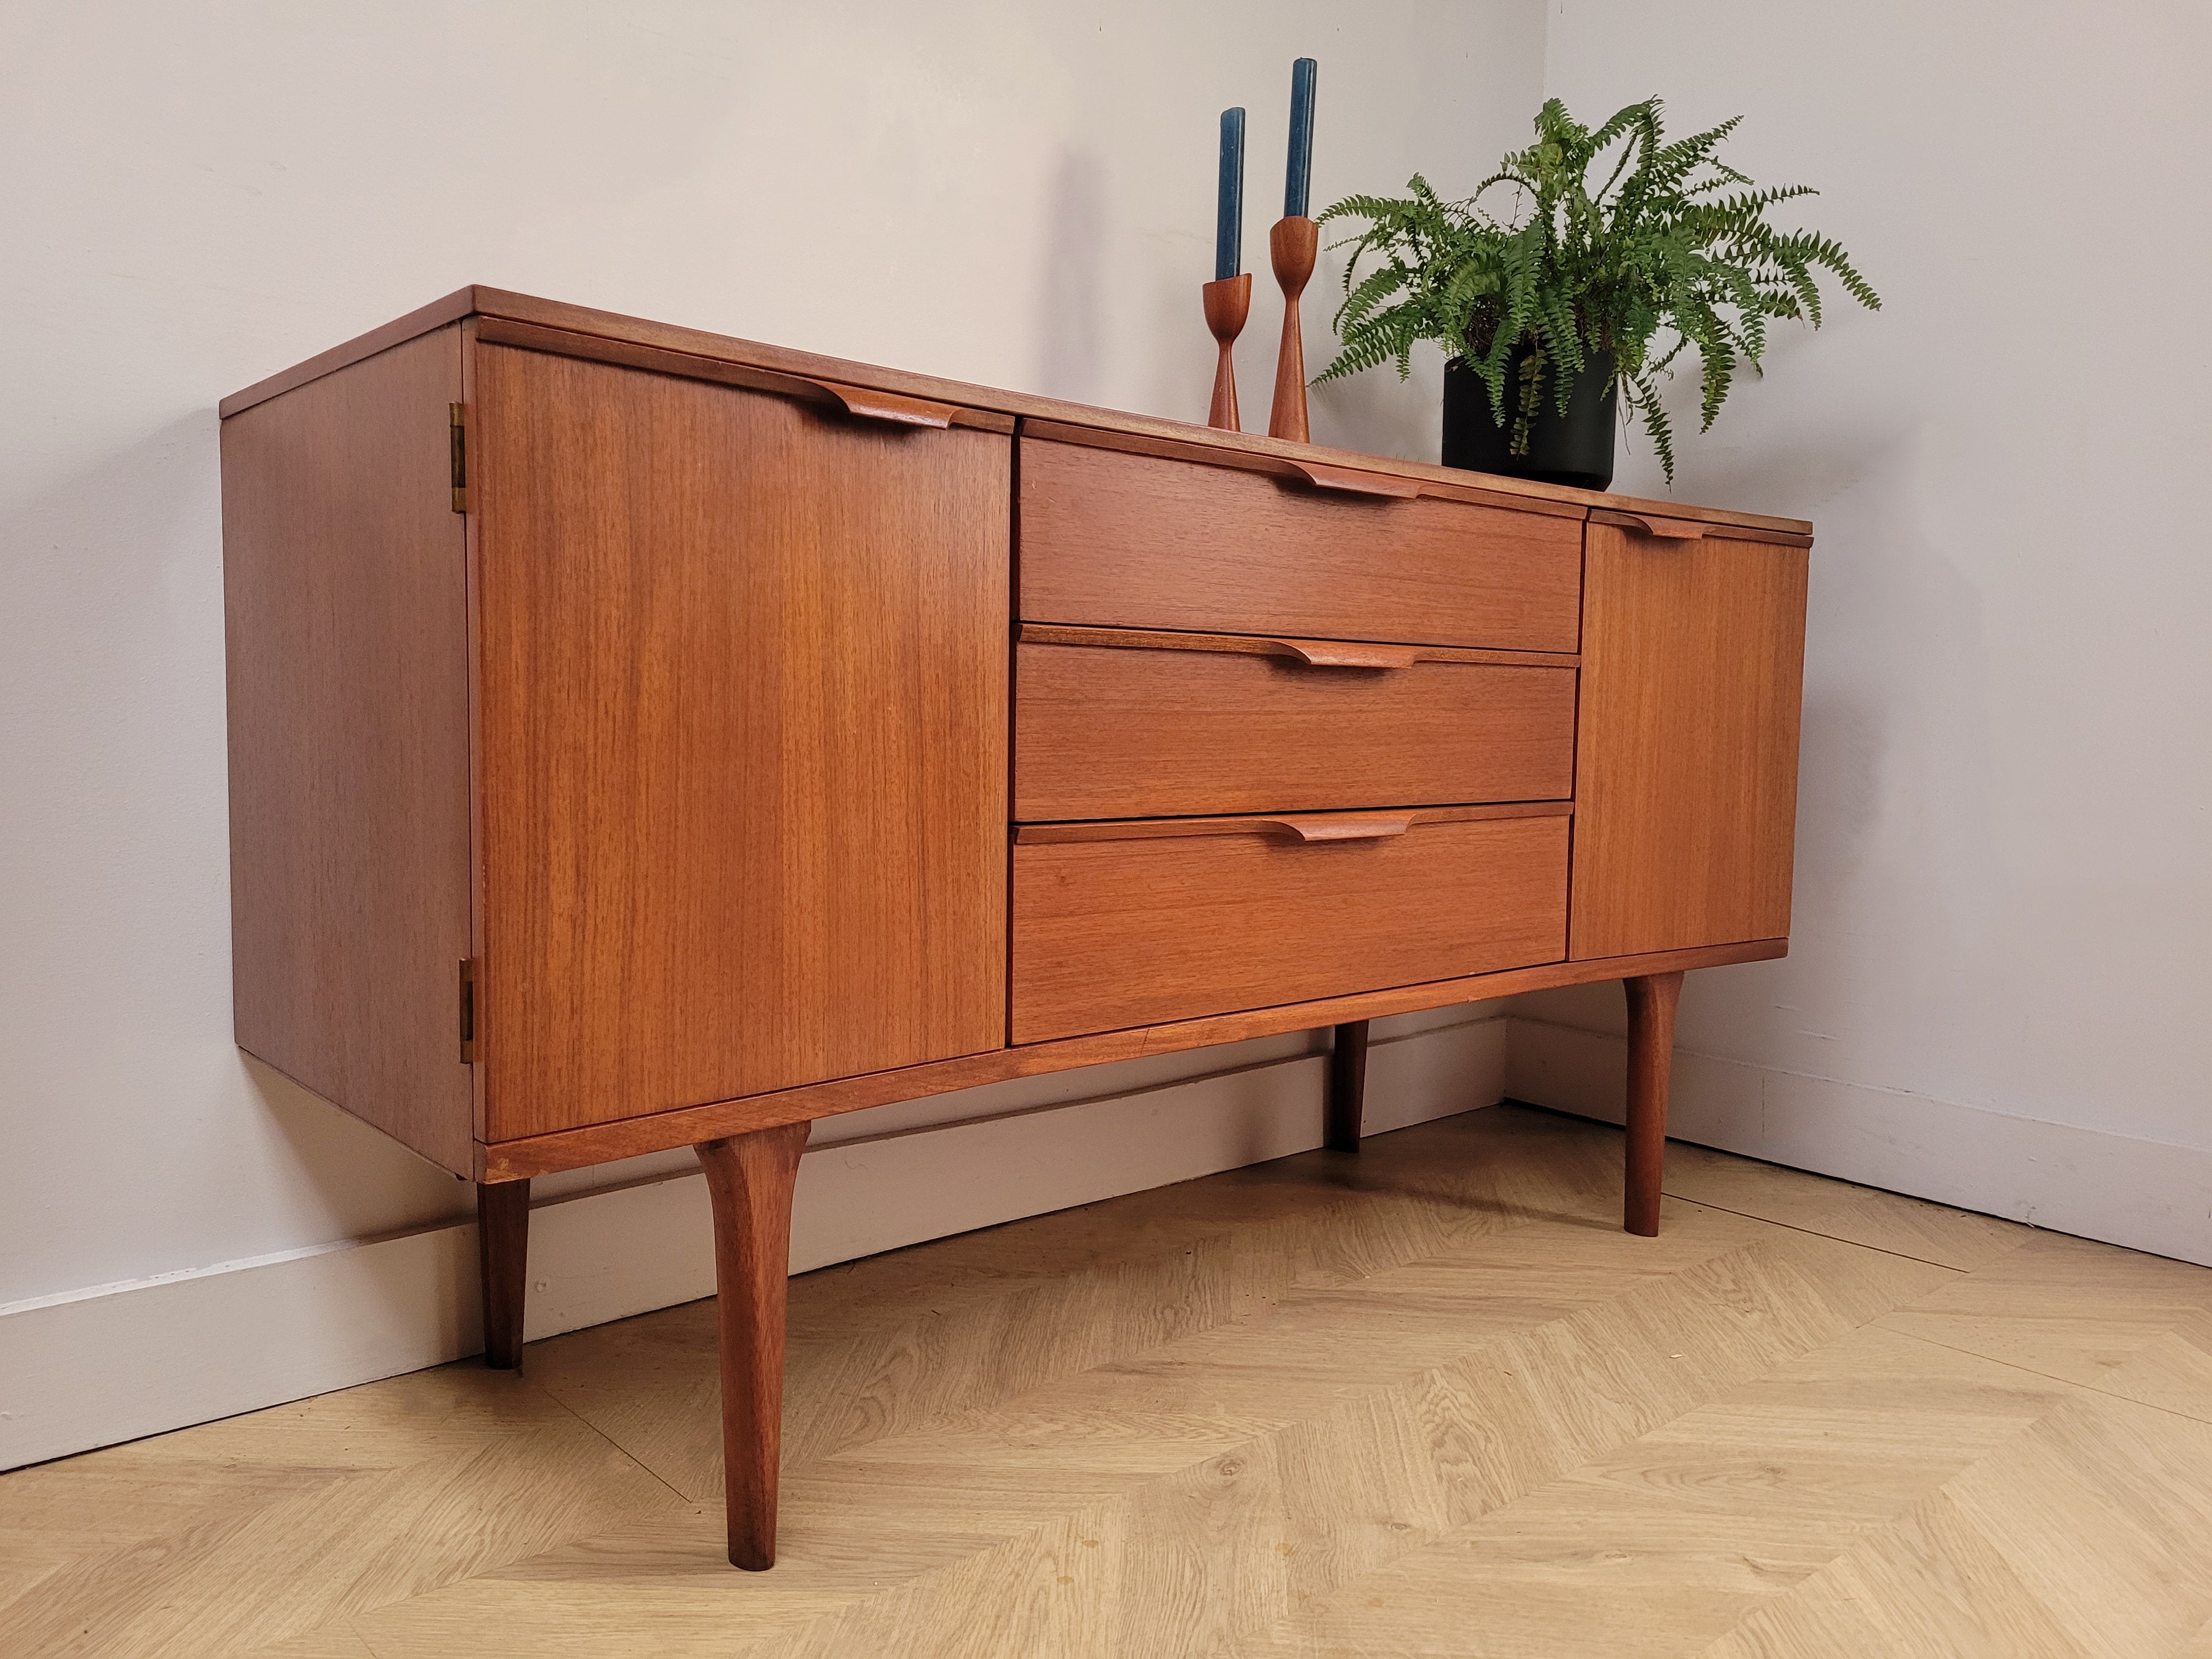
1011 806 1570 1043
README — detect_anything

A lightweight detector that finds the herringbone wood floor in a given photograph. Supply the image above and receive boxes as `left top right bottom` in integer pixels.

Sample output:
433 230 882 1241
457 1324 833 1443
13 1103 2212 1657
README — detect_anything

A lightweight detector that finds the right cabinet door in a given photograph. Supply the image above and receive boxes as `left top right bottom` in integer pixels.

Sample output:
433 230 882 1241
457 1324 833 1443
1570 520 1810 959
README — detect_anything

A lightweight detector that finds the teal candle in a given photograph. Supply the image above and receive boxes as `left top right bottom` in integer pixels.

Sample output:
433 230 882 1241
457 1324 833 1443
1285 58 1317 218
1216 108 1246 281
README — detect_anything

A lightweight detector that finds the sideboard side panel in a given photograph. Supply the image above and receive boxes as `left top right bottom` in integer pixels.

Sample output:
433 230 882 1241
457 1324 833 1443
473 347 1009 1139
1569 523 1809 960
221 325 476 1173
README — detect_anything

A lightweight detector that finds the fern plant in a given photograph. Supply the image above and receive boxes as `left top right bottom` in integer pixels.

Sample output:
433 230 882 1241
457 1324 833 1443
1314 97 1879 482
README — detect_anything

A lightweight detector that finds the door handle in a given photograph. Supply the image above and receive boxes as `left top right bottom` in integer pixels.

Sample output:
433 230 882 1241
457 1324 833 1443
1254 814 1413 843
1594 509 1709 540
1017 623 1573 669
809 380 958 428
1267 639 1421 669
1013 811 1417 847
1285 460 1423 499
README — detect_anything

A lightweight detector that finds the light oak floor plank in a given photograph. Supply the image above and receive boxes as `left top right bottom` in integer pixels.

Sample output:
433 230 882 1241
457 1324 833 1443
1876 1229 2212 1421
0 1369 681 1658
1658 1139 2033 1272
5 1104 2209 1658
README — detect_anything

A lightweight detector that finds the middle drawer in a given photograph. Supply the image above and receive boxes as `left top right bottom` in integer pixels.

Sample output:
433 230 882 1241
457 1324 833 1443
1015 625 1577 820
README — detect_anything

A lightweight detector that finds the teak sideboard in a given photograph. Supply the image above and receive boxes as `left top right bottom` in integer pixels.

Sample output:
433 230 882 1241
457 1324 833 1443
221 287 1811 1570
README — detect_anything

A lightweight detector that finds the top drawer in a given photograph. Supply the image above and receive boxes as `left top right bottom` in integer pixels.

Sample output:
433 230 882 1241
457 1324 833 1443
1018 432 1583 652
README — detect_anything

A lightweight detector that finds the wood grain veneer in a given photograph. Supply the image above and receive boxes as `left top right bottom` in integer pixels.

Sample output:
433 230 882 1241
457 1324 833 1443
470 317 1017 435
220 286 1812 538
222 325 475 1175
1011 812 1571 1043
1015 629 1576 820
475 937 1786 1180
1016 421 1586 520
1018 437 1584 652
472 345 1009 1139
1570 520 1810 959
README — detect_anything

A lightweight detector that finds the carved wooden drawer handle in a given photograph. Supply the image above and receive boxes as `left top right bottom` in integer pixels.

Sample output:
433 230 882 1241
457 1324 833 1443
1014 624 1572 670
1268 639 1421 669
1255 814 1413 843
1014 811 1419 847
1286 460 1423 499
1594 508 1709 540
809 380 958 428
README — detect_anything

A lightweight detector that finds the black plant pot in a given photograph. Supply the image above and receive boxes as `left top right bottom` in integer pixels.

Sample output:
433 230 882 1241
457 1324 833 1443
1442 348 1617 492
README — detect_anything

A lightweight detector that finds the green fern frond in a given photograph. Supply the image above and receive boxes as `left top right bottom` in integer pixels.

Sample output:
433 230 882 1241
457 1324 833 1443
1314 95 1875 483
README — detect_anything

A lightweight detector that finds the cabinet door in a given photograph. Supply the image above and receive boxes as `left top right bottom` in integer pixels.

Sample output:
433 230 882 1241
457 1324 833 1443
474 346 1009 1139
1569 522 1809 960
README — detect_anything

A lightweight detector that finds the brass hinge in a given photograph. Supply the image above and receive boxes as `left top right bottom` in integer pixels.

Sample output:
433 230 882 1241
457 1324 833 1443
459 957 477 1062
449 403 469 513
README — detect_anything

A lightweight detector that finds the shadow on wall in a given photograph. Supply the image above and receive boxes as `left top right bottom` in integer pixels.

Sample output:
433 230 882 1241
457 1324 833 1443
1520 410 2003 1099
245 1054 477 1236
2 405 483 1298
1775 447 1998 1075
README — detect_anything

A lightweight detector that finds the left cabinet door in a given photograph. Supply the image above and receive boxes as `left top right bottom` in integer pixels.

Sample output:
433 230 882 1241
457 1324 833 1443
473 346 1011 1140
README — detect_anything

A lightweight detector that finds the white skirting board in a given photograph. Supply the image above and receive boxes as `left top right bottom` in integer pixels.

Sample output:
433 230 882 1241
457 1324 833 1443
0 1014 1506 1471
1505 1016 2212 1270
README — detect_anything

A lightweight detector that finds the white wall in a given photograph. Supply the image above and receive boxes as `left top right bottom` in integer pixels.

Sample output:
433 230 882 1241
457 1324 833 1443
0 1 1544 1464
1512 2 2212 1250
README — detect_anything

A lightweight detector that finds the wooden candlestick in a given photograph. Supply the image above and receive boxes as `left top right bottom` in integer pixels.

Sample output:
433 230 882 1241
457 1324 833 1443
1268 216 1318 442
1201 273 1251 431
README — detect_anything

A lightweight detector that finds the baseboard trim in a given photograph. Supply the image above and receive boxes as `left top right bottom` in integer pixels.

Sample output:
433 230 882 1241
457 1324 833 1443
1505 1016 2212 1270
1 1015 1505 1470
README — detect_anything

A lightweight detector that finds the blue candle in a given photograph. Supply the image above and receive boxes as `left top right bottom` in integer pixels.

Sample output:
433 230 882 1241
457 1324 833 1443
1216 107 1245 281
1284 58 1317 219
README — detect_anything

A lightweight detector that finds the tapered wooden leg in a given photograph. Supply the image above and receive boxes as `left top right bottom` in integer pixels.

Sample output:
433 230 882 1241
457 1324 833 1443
1623 972 1684 1237
477 1178 530 1370
695 1121 809 1571
1324 1019 1370 1152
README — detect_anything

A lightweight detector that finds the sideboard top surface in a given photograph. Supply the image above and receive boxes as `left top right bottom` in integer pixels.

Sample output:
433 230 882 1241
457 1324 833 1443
218 285 1813 538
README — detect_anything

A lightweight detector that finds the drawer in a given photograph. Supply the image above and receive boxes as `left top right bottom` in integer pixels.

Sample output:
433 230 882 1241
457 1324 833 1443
1015 625 1577 820
1018 432 1583 652
1011 806 1569 1043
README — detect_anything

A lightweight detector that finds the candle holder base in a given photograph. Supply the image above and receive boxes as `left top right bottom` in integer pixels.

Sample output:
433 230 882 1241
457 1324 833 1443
1201 274 1251 432
1268 216 1318 443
